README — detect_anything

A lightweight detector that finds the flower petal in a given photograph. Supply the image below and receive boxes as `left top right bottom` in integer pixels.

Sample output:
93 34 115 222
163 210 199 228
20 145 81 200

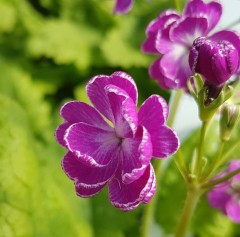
60 101 111 129
138 94 168 126
121 126 152 184
150 125 179 158
139 96 179 157
183 0 222 33
86 75 113 122
114 0 134 14
55 122 71 147
146 10 180 36
141 34 160 54
156 23 175 54
110 71 138 105
142 10 180 54
64 122 119 167
142 165 156 204
86 72 138 122
160 45 192 89
149 58 179 90
109 164 156 211
170 17 208 46
62 152 118 197
207 184 230 214
210 30 240 58
75 184 104 198
226 197 240 223
105 84 138 137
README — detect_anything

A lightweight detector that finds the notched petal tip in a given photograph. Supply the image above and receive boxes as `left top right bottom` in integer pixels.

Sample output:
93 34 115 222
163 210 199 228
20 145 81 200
109 165 156 211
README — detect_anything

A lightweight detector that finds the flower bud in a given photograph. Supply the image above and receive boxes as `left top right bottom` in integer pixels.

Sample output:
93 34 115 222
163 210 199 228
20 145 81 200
189 37 239 87
220 104 240 142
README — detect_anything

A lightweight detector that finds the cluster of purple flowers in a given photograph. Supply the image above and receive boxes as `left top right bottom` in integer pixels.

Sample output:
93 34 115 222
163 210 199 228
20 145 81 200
55 72 179 211
142 0 240 90
56 0 240 216
208 160 240 223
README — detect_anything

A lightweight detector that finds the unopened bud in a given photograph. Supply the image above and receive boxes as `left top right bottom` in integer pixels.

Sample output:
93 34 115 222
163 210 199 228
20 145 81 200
220 104 240 141
189 37 239 87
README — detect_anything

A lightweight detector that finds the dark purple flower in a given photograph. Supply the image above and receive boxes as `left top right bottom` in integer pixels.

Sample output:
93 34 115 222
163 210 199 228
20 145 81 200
208 160 240 223
55 71 179 211
142 0 240 90
189 37 239 87
114 0 134 14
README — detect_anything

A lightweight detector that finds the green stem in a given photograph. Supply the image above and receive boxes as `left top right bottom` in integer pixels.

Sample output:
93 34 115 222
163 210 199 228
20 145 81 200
167 90 184 127
174 0 181 12
140 160 162 237
175 150 189 184
175 186 201 237
203 141 225 181
221 141 240 163
194 121 209 176
202 168 240 189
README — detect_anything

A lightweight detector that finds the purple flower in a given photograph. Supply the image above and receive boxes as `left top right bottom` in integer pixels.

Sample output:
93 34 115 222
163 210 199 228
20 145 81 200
208 160 240 223
114 0 134 14
55 71 179 211
189 37 239 87
142 0 240 90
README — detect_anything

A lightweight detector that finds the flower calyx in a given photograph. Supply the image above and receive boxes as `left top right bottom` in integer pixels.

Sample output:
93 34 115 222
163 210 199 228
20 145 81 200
188 74 233 122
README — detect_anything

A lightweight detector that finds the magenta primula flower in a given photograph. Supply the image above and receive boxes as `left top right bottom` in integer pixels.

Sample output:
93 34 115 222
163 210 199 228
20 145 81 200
114 0 134 14
189 37 240 87
142 0 240 90
208 160 240 223
55 72 179 211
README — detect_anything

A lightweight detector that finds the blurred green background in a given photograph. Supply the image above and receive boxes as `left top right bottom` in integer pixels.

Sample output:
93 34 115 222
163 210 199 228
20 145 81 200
0 0 240 236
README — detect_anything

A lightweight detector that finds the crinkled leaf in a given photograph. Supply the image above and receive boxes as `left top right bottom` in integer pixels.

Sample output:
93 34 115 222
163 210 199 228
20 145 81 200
0 69 93 237
0 1 16 33
100 17 152 69
27 19 101 70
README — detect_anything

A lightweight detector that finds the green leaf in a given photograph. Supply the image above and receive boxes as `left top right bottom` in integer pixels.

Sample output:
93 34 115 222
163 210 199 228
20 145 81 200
91 189 141 237
0 66 93 237
0 1 16 33
27 19 101 70
193 197 234 237
100 16 152 69
0 59 50 137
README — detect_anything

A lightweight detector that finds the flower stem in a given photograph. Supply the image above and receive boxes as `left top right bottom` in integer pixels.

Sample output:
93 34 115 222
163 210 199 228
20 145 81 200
175 185 201 237
167 90 184 127
221 140 240 163
202 168 240 189
140 160 162 237
175 150 189 184
194 121 209 176
203 141 225 180
173 0 181 12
